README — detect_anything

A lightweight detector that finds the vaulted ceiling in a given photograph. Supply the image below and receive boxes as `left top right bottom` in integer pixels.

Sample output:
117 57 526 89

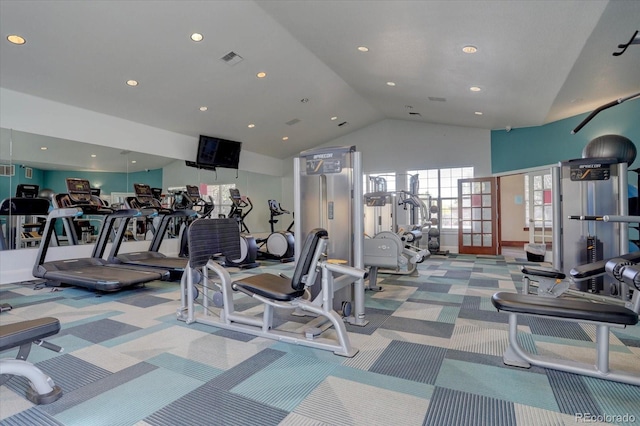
1 0 639 163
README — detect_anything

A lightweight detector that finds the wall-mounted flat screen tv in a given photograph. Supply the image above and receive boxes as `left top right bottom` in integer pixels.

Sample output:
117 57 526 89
196 135 242 169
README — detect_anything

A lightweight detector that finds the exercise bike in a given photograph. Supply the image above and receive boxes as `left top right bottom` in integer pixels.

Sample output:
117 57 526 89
224 188 259 269
255 200 295 262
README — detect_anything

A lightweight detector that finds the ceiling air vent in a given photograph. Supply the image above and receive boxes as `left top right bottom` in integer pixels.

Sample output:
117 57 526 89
409 112 422 117
0 164 15 177
338 121 349 127
428 96 446 102
286 118 300 126
220 51 244 66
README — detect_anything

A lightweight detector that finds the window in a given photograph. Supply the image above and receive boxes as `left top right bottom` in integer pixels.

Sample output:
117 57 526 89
407 167 474 229
204 183 236 218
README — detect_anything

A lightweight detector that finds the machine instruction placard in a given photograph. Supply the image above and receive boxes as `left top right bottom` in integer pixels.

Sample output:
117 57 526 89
305 150 345 174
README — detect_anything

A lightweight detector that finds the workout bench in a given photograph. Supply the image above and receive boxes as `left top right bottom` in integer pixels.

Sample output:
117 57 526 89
178 218 365 357
492 257 640 385
0 317 63 404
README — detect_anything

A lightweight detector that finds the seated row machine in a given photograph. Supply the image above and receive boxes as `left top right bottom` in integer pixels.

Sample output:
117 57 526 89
492 257 639 385
0 317 63 404
520 251 640 300
177 218 365 357
364 231 429 291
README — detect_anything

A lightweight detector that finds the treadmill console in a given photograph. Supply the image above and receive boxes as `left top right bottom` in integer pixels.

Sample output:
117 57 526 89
66 178 93 204
186 185 200 198
16 184 40 198
229 188 242 205
134 183 160 207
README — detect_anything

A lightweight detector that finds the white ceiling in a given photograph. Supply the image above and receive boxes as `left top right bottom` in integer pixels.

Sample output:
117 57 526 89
1 0 639 168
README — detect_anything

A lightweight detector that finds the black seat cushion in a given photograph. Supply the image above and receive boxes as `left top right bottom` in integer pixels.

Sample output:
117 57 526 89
491 292 638 326
520 265 565 279
233 228 327 301
234 274 305 301
0 317 60 352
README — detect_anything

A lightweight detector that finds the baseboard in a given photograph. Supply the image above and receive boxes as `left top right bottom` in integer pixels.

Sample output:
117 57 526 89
501 241 528 248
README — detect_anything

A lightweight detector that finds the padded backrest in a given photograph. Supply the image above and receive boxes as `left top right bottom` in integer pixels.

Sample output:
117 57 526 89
187 218 242 268
291 228 328 291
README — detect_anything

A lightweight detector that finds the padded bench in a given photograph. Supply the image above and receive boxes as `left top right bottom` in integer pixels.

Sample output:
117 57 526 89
491 292 639 385
0 317 63 404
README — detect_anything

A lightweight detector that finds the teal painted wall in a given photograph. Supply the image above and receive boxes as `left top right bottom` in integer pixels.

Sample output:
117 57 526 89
0 166 45 201
43 169 162 195
1 168 162 201
491 97 640 174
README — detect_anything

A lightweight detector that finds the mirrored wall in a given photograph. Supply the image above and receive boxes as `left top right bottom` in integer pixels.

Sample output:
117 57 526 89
1 128 286 250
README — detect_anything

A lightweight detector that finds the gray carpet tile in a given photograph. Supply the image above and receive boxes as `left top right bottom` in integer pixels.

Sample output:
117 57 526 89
144 383 289 426
369 340 447 384
0 408 64 426
423 387 517 426
208 348 285 391
37 361 157 415
526 316 592 341
61 318 142 344
116 294 173 308
546 369 602 416
381 316 456 338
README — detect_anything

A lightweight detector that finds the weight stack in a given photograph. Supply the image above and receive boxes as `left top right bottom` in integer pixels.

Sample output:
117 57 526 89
586 236 603 293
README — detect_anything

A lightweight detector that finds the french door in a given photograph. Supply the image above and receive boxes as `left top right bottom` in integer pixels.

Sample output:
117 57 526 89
458 177 499 255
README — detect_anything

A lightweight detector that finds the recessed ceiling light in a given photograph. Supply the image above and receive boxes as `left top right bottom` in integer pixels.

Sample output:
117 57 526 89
91 154 97 158
199 106 208 111
248 123 255 128
470 86 481 92
131 160 137 164
7 35 26 45
126 80 138 87
474 111 483 115
282 136 289 141
357 46 369 52
256 72 267 78
386 81 396 86
462 45 478 54
190 33 204 42
330 116 338 121
40 146 47 150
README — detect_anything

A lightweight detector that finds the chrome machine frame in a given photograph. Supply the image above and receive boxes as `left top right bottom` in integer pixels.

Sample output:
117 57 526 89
294 146 367 326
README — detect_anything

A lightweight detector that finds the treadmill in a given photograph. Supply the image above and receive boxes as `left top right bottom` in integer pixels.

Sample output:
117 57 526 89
32 178 168 292
0 193 50 250
105 183 196 280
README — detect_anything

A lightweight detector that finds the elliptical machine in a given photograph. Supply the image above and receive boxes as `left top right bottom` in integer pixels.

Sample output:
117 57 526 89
175 185 215 257
256 200 295 262
225 188 259 269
